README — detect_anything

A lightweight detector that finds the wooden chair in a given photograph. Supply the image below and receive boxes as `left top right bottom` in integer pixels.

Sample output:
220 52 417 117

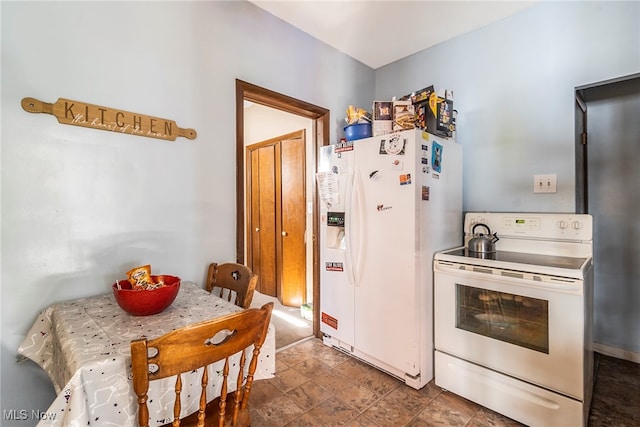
206 263 258 309
131 302 274 427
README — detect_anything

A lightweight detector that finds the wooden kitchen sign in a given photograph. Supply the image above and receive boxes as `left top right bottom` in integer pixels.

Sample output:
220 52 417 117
21 97 197 141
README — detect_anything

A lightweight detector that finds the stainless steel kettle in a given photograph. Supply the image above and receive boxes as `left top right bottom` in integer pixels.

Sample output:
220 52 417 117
468 223 499 253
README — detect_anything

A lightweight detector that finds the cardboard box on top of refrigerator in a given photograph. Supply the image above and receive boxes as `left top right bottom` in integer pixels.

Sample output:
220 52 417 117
434 89 454 137
405 86 455 138
372 101 393 136
373 99 418 135
406 85 433 132
393 100 415 131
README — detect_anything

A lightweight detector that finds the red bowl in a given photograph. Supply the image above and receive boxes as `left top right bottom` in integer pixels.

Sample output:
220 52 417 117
112 275 181 316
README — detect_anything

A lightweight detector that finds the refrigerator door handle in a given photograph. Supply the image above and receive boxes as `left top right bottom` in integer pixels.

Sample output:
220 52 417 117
349 170 367 286
344 171 355 287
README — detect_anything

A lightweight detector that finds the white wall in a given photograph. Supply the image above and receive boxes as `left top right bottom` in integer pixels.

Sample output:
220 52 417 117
0 1 374 419
375 1 639 213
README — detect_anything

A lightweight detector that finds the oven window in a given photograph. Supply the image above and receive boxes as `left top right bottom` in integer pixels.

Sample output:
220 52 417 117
456 284 549 353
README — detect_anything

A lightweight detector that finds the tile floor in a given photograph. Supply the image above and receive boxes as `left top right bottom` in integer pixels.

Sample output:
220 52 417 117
249 338 640 427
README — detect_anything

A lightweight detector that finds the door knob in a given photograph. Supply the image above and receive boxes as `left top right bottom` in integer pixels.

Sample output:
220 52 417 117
255 228 260 232
282 231 288 236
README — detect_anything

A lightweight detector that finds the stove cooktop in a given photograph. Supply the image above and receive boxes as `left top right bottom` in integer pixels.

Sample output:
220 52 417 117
438 247 589 271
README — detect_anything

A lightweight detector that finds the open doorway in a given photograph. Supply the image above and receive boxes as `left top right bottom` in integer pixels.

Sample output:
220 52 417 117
245 129 307 307
575 73 640 362
236 79 330 338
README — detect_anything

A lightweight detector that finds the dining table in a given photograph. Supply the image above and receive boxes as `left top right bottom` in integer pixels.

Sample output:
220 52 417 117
17 281 276 427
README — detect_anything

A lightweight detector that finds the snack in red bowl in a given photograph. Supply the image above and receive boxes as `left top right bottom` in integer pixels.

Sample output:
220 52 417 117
112 275 180 316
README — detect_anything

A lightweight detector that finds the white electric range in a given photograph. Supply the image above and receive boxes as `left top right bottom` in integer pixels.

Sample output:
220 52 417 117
434 212 593 427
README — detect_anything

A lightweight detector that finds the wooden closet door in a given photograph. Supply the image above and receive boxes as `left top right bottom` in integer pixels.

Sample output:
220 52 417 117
280 137 306 306
249 143 279 298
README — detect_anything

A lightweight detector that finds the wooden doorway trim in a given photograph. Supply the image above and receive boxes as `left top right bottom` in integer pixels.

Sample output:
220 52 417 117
236 79 330 338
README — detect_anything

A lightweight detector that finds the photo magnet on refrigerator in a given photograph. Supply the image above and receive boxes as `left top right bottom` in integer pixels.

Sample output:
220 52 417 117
432 141 443 173
422 186 430 201
321 312 338 329
379 134 406 155
325 262 344 272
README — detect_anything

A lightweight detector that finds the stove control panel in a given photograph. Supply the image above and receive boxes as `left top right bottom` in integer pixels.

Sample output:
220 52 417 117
465 213 592 241
502 216 540 230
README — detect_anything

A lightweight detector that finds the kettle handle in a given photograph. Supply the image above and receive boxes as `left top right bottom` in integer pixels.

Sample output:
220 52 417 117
472 223 491 235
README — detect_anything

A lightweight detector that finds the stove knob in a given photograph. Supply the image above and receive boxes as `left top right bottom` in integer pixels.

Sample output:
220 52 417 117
558 220 567 229
572 221 582 230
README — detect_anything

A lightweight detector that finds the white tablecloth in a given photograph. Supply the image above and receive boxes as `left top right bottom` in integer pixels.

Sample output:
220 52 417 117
18 281 276 427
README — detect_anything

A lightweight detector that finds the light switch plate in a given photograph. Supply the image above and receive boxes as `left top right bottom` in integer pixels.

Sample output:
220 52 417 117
534 174 557 193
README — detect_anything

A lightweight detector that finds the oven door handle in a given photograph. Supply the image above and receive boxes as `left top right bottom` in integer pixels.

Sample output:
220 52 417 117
434 261 583 294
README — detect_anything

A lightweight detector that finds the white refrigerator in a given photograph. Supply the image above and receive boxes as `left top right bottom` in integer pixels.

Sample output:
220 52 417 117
317 129 462 389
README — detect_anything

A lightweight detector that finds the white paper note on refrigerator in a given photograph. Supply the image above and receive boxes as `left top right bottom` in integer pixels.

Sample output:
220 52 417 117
316 171 339 205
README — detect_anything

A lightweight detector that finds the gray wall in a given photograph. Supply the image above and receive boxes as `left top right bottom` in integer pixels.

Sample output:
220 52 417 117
375 1 640 358
1 1 373 420
375 1 639 213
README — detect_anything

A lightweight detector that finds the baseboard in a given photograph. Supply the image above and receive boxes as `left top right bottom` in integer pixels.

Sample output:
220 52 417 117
593 342 640 363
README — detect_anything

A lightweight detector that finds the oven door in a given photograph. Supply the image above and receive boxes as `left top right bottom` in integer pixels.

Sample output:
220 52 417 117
434 260 585 400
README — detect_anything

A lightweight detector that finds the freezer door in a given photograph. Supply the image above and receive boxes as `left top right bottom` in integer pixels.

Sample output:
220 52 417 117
350 131 420 375
319 145 355 346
